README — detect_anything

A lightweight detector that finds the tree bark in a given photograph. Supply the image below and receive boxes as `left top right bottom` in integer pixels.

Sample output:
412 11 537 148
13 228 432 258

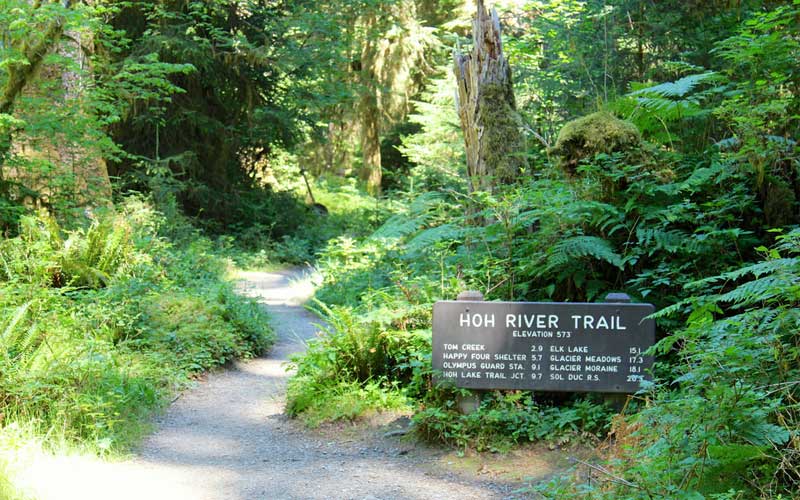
359 14 382 196
4 2 112 207
453 0 527 193
0 24 64 116
360 87 382 195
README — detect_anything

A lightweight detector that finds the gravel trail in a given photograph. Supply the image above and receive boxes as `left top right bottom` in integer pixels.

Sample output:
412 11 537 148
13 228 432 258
25 269 543 500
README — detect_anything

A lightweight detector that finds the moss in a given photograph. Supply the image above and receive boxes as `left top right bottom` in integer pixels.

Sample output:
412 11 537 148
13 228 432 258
478 83 527 185
552 112 642 174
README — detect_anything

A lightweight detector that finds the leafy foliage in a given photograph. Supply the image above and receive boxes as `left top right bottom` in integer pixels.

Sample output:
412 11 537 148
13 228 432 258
0 198 273 453
0 0 192 227
415 392 612 452
1 1 798 498
539 230 800 498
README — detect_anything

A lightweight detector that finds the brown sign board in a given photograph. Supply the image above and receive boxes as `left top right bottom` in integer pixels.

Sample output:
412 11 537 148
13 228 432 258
432 300 655 393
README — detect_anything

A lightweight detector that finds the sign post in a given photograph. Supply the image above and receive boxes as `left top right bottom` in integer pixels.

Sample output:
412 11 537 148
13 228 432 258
432 293 655 393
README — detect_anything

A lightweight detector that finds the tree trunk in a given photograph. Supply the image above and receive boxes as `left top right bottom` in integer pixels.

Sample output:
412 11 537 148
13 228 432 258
0 5 65 168
3 3 112 207
453 0 527 193
359 14 382 196
58 27 112 204
360 95 382 195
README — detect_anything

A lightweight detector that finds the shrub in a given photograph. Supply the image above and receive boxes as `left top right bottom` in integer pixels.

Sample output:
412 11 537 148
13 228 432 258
285 301 429 425
0 197 274 453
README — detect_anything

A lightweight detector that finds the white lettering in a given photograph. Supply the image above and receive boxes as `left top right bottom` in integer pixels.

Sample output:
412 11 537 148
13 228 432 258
506 314 559 329
571 314 628 331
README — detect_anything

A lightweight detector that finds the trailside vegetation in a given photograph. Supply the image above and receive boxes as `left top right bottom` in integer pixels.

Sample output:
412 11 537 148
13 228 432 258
0 197 273 446
286 2 800 498
1 0 798 498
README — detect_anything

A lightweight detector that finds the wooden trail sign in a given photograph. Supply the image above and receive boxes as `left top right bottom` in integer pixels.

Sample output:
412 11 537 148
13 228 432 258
432 296 655 393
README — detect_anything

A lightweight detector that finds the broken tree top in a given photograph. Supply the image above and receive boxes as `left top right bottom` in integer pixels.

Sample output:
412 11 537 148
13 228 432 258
432 300 656 393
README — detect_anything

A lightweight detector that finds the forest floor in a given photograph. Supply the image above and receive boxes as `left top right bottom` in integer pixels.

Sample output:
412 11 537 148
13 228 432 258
18 268 573 500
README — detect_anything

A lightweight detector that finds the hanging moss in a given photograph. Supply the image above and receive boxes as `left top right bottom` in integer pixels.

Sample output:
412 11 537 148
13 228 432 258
552 112 642 174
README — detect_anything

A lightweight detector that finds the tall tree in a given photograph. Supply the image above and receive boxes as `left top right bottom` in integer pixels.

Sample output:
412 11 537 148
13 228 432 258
105 0 319 219
1 0 112 214
359 10 383 195
357 0 437 195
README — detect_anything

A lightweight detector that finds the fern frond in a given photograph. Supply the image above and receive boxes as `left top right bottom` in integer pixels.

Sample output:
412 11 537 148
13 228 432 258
371 214 429 240
1 301 32 344
545 236 624 272
629 72 718 98
96 222 132 274
0 301 33 366
691 258 799 287
408 192 446 215
717 274 799 308
637 228 690 255
404 223 465 256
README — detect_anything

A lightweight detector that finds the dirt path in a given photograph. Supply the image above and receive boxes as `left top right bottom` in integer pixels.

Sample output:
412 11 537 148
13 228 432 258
23 269 563 500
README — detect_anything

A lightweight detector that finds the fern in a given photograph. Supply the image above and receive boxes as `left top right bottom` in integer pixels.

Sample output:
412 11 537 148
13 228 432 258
616 72 721 143
1 301 32 353
717 274 798 307
691 257 799 288
58 217 136 288
371 192 452 242
544 235 624 272
404 223 466 257
629 72 718 99
0 301 43 377
96 222 132 274
636 228 691 255
408 191 446 215
632 229 800 496
371 213 429 240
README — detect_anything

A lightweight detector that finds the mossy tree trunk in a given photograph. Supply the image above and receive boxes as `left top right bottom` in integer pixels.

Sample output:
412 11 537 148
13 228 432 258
355 1 435 197
2 1 112 206
454 0 526 193
359 13 382 196
57 27 113 204
0 2 65 167
360 91 382 196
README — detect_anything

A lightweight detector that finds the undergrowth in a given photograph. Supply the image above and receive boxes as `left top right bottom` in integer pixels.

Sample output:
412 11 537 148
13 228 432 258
285 301 423 427
532 230 800 498
0 197 274 494
285 130 796 498
222 177 398 269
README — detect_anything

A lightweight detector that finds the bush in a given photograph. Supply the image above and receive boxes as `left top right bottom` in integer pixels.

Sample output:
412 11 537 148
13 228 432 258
414 392 612 452
221 177 393 269
285 301 429 425
0 197 274 453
